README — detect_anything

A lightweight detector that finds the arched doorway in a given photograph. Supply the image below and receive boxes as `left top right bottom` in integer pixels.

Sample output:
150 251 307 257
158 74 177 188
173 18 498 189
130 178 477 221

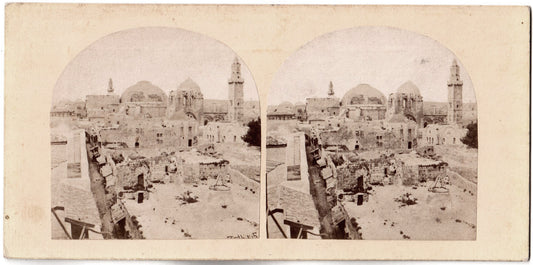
137 173 145 190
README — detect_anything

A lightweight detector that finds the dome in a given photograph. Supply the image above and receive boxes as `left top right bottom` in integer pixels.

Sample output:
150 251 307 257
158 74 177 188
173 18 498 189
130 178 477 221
397 81 421 96
121 81 168 103
177 77 202 93
278 101 294 109
341 84 386 106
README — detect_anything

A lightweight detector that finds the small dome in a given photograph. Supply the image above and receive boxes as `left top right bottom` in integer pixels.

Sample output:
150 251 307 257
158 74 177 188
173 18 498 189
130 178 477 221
397 81 421 96
121 81 167 103
278 101 294 109
341 84 386 106
177 77 202 92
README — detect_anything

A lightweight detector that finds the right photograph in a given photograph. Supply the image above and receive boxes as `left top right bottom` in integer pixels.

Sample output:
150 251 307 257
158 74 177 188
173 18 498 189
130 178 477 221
266 26 478 240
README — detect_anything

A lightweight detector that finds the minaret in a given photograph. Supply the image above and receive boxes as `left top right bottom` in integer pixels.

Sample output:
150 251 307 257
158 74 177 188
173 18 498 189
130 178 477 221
447 60 463 125
327 81 335 97
107 78 114 94
228 57 244 121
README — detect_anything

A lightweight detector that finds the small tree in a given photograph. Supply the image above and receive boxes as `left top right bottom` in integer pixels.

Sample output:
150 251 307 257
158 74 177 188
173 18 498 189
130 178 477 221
242 118 261 147
461 122 478 149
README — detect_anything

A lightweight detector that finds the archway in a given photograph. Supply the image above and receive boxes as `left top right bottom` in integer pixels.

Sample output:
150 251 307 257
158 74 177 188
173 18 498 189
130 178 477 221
137 173 145 190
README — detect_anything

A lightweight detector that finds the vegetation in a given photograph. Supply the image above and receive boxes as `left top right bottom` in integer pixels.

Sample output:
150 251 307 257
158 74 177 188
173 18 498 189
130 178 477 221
461 122 478 149
242 118 261 147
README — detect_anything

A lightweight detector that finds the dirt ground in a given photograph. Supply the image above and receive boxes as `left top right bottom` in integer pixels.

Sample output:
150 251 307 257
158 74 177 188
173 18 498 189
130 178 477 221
344 183 477 240
434 145 478 183
123 176 259 239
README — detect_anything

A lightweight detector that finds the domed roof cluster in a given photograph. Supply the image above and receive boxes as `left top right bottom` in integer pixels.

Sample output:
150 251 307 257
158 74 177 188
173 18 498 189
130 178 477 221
341 84 386 106
121 81 168 103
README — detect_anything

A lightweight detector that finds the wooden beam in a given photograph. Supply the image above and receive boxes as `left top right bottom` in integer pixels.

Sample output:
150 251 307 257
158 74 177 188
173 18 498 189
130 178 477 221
268 212 287 239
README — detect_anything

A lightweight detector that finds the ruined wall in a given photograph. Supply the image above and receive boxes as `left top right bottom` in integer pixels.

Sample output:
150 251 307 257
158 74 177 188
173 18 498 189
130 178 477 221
198 162 228 180
336 162 370 192
114 160 150 189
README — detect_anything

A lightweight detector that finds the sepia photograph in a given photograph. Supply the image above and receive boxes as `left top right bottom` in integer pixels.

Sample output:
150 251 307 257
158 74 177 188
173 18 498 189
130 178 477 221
4 3 529 260
50 27 261 239
266 26 478 240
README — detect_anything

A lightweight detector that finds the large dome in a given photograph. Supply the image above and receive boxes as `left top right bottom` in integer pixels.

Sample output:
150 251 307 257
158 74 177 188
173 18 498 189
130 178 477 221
121 81 168 103
177 77 202 93
397 81 421 96
341 84 386 106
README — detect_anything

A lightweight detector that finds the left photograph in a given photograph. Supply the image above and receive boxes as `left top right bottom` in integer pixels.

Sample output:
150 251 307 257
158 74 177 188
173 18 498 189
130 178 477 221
50 27 261 239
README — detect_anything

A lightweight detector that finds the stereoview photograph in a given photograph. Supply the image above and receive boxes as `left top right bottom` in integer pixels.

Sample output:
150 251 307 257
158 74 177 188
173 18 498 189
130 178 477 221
266 27 478 240
50 27 261 239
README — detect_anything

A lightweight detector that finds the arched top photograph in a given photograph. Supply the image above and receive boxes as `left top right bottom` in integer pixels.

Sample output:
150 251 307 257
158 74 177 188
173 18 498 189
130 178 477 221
50 27 261 240
266 26 478 241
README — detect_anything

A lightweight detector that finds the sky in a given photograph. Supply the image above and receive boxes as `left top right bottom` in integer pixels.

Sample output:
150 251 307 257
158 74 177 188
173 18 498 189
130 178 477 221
269 26 477 105
53 27 259 103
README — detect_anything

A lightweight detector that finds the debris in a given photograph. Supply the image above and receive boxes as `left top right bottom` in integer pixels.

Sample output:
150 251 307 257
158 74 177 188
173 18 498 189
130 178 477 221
394 193 418 207
237 217 243 221
440 207 446 211
176 190 199 204
221 205 227 209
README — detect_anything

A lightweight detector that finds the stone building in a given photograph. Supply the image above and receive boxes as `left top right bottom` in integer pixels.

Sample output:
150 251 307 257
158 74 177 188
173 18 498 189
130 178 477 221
386 81 424 127
305 81 340 121
422 102 448 126
202 121 247 144
99 118 199 149
167 78 204 121
267 102 297 120
86 80 120 122
203 99 229 125
419 124 467 146
76 58 259 132
50 105 74 118
319 118 418 151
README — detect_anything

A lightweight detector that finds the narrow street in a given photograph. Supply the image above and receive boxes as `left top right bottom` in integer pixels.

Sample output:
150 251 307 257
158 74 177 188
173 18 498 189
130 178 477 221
305 142 336 239
86 143 114 239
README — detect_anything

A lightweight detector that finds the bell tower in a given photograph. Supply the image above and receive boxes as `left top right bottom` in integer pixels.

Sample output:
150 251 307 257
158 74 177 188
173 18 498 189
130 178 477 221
447 60 463 125
228 57 244 121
